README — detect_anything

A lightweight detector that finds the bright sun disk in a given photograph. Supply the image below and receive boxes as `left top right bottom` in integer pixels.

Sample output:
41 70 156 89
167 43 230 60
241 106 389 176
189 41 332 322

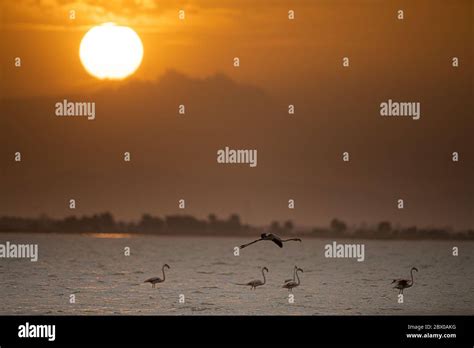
79 23 144 80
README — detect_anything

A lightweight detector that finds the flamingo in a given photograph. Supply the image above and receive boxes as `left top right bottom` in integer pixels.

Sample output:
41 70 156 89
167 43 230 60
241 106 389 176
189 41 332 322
144 264 170 288
284 265 298 283
236 267 269 290
282 268 303 292
240 233 301 249
392 267 418 294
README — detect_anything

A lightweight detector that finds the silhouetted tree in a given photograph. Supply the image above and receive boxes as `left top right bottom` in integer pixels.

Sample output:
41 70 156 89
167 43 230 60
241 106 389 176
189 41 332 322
330 218 347 235
165 215 207 234
208 214 217 225
377 221 392 235
270 221 281 234
227 214 241 229
284 220 294 233
138 214 164 233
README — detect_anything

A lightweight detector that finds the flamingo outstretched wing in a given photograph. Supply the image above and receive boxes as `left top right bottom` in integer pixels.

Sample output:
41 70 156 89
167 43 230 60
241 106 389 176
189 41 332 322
271 238 283 248
239 238 262 249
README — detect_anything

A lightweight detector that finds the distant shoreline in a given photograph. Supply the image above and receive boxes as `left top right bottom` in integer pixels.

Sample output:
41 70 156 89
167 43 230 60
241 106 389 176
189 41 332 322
0 212 472 241
0 230 473 241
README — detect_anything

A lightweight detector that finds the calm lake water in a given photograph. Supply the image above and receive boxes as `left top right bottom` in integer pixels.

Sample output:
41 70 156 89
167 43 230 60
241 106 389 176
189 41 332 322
0 233 472 315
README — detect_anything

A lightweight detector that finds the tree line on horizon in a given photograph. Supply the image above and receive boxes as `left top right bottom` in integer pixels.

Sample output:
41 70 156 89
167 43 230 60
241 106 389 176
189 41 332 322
0 213 472 240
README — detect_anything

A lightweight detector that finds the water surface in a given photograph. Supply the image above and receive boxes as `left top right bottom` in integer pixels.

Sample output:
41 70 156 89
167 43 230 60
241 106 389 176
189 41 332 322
0 233 472 315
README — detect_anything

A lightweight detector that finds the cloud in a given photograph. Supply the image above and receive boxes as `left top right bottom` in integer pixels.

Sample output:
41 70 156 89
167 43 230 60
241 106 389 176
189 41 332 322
2 0 232 31
2 0 314 37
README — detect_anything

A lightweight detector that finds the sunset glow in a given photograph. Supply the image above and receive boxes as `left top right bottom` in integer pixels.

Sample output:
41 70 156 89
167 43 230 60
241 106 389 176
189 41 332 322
79 23 143 80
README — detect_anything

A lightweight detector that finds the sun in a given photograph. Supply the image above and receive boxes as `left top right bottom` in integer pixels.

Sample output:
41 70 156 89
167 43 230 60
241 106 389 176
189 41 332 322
79 23 144 80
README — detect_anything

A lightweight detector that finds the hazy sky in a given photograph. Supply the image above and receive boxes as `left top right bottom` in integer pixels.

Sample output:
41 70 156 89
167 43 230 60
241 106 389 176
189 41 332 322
1 0 472 229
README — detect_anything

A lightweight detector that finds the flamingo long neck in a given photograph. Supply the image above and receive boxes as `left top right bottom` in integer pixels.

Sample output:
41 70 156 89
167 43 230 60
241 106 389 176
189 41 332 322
162 267 166 281
410 269 415 286
262 269 266 285
293 267 297 281
296 270 301 285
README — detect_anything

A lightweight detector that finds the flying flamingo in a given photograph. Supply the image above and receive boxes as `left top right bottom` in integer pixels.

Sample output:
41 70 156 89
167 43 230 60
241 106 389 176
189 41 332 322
392 267 418 294
282 268 303 292
240 233 302 249
236 267 269 290
144 264 170 288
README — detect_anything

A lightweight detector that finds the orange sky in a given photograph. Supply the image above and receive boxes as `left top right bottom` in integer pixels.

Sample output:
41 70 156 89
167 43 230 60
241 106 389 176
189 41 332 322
2 0 471 97
0 0 472 229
